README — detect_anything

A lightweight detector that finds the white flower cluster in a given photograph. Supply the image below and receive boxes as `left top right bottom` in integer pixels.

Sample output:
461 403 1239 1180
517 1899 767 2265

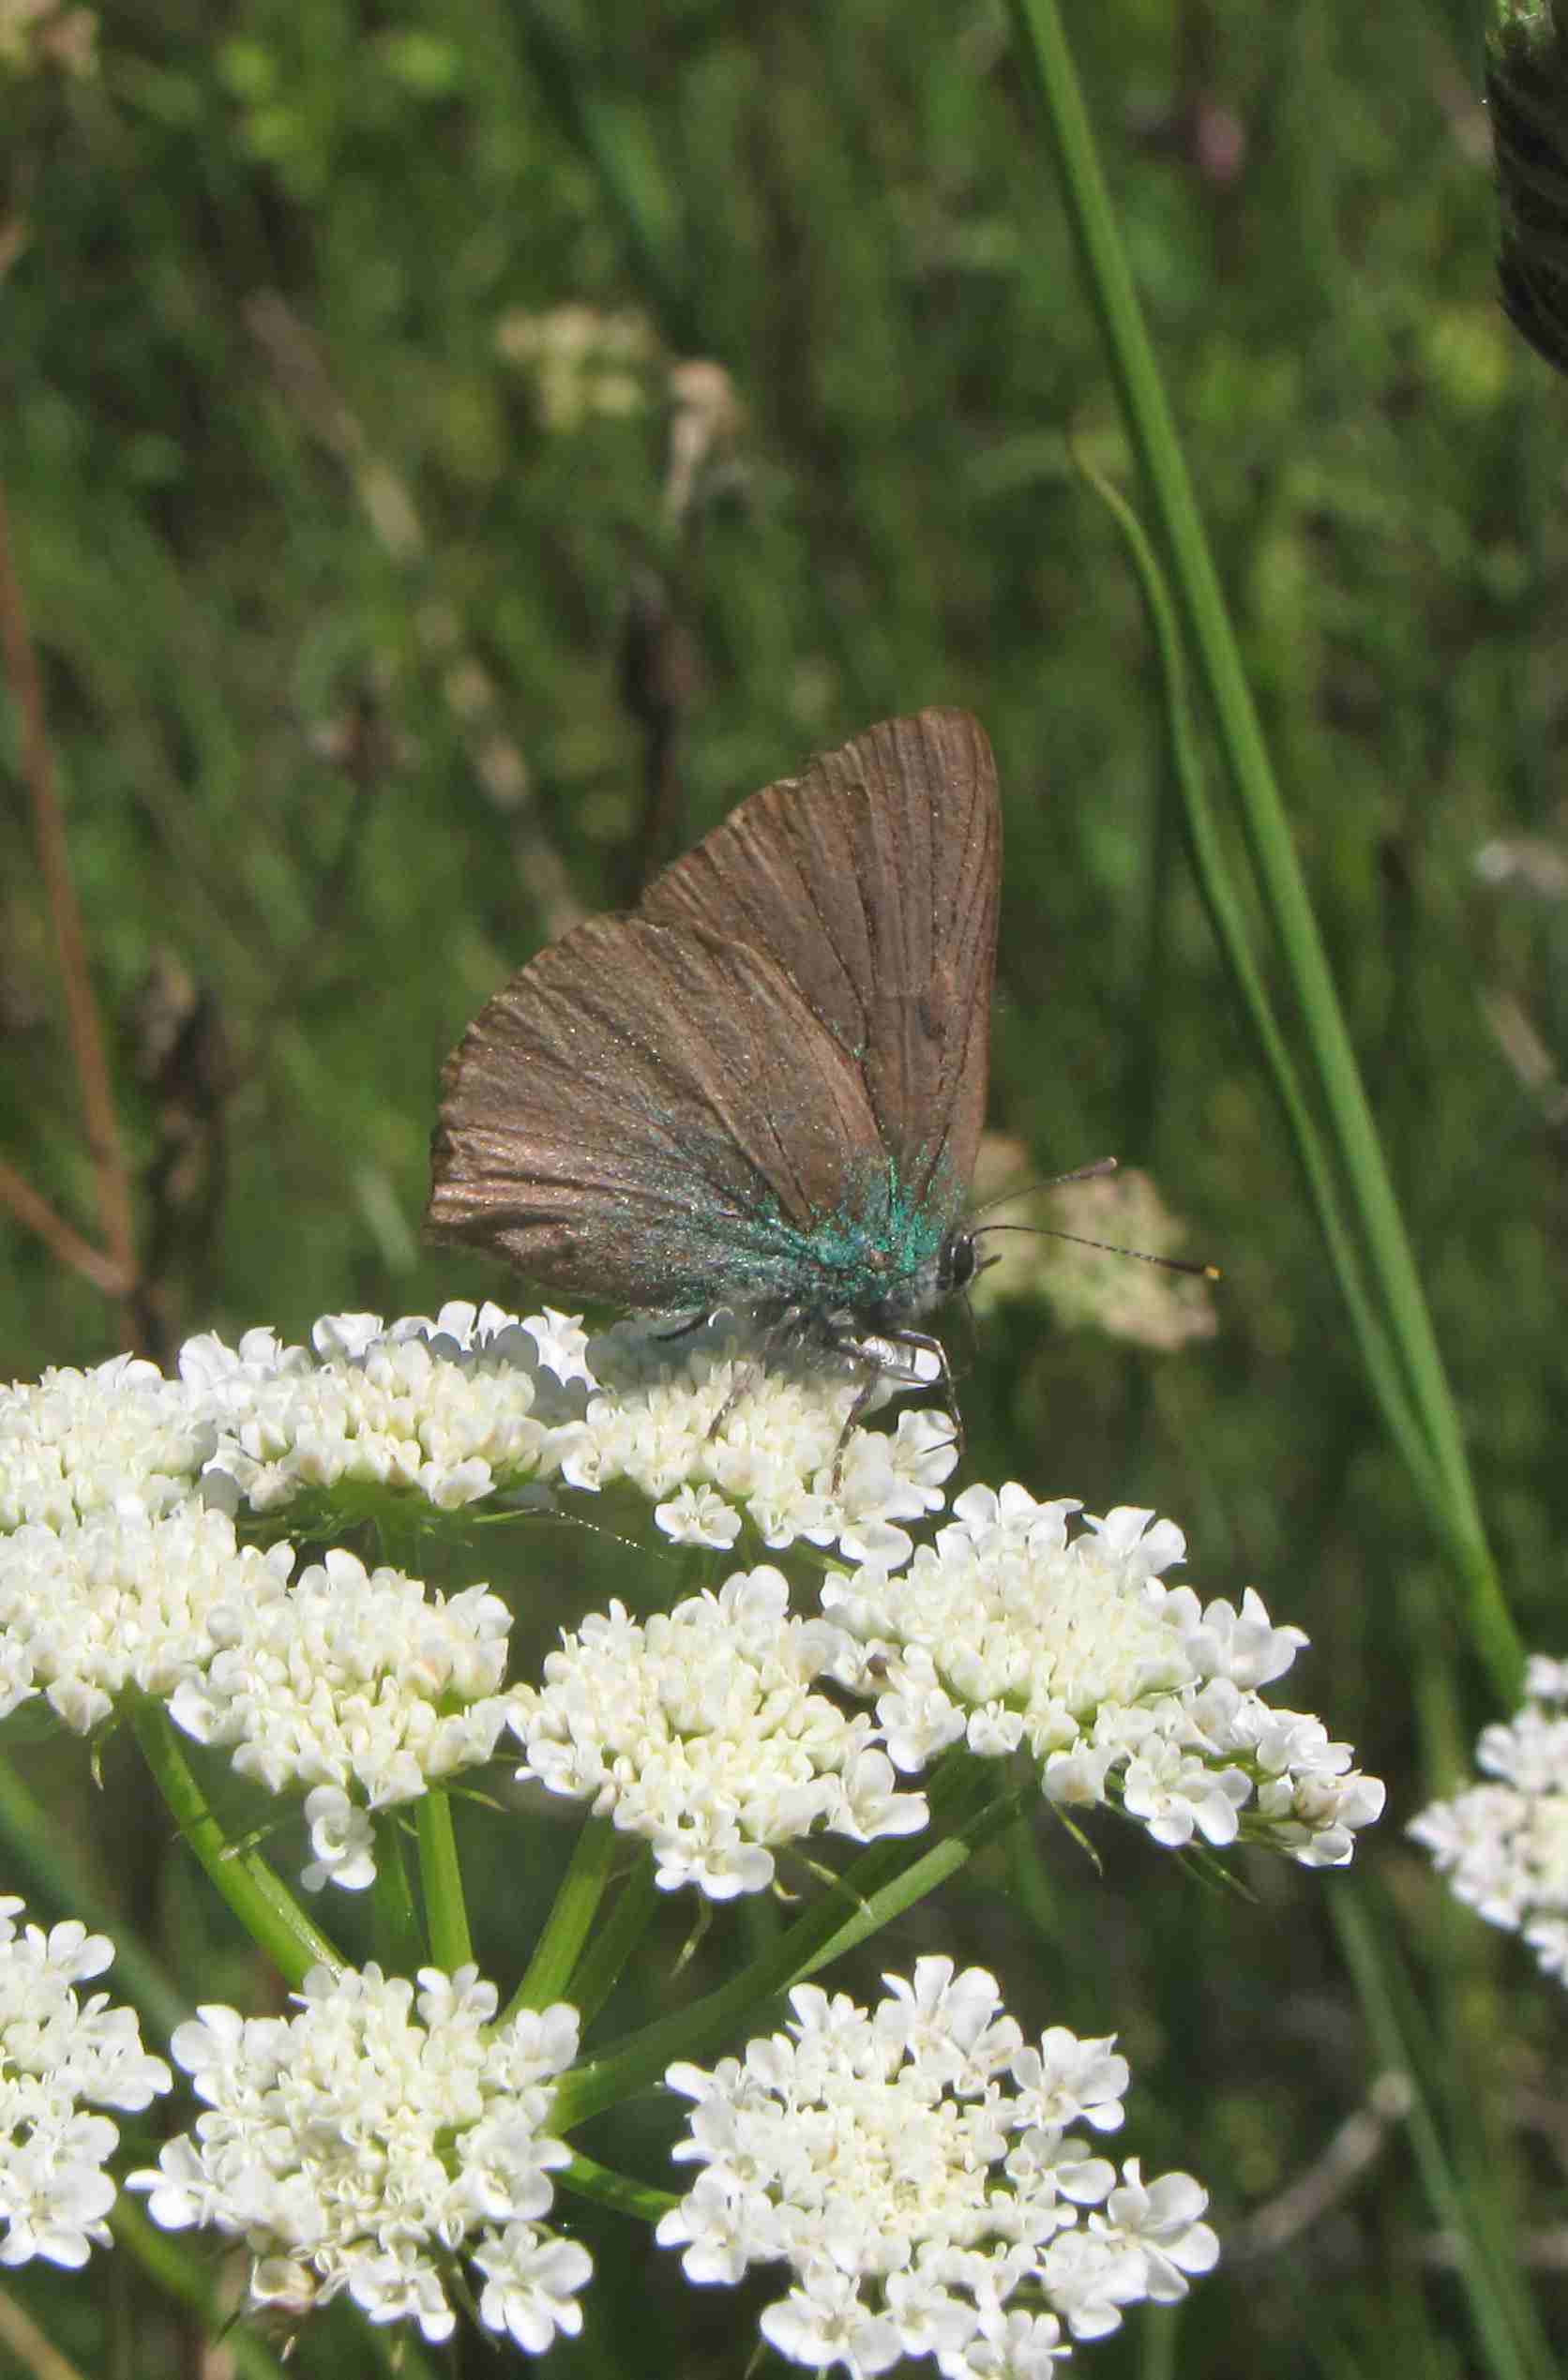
657 1956 1216 2374
1410 1653 1568 1983
509 1566 927 1898
167 1548 518 1891
0 1354 214 1530
0 1305 955 1561
0 1506 294 1733
824 1486 1384 1868
0 1900 171 2269
130 1962 591 2348
558 1319 957 1563
186 1303 591 1514
0 1306 590 1538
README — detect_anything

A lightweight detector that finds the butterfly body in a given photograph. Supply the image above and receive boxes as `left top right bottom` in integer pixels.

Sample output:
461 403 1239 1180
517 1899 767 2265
427 707 1000 1405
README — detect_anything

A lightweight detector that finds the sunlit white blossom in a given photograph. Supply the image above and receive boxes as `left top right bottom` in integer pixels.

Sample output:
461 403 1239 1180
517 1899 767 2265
0 1506 294 1732
0 1899 172 2268
1411 1655 1568 1982
962 2305 1070 2374
128 1962 588 2346
185 1303 583 1515
33 1305 959 1552
553 1318 956 1559
0 1354 212 1531
166 1549 516 1889
823 1484 1383 1869
655 1483 744 1548
300 1784 378 1892
471 2220 596 2350
509 1565 927 1898
657 1957 1215 2372
520 1307 595 1388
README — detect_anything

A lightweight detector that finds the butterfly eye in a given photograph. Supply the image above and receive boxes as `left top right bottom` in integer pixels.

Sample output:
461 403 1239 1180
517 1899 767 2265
942 1236 982 1294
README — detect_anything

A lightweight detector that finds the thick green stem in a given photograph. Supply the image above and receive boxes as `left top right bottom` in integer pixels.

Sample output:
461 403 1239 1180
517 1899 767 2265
566 1844 662 2030
417 1786 472 1972
370 1811 424 1975
1004 0 1514 1689
508 1812 623 2019
1081 464 1450 1527
128 1698 340 1987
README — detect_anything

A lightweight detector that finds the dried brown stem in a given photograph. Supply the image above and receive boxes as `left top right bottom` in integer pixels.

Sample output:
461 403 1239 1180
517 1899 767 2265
0 1153 135 1298
617 564 697 897
0 477 141 1333
1231 2072 1410 2259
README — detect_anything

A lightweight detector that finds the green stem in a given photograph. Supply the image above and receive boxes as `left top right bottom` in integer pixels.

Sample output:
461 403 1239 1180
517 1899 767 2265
556 2147 677 2224
551 1756 1016 2132
567 1845 662 2030
551 1784 1025 2221
509 1813 623 2018
128 1699 340 1987
1080 462 1449 1526
417 1786 472 1972
1004 0 1513 1688
370 1809 424 1975
1334 1890 1555 2380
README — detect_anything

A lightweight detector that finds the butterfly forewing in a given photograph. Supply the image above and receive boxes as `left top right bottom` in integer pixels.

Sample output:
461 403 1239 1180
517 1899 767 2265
638 707 1000 1211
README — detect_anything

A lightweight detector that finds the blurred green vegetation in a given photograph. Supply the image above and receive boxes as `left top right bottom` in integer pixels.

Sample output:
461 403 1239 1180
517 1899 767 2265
7 0 1568 2372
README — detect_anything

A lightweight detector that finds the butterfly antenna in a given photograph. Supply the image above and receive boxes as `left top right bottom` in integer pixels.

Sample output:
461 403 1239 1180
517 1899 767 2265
969 1155 1120 1222
973 1220 1220 1281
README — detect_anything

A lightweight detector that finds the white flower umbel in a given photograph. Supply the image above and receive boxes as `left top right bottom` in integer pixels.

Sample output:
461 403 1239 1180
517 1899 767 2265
166 1548 517 1890
1410 1653 1568 1983
185 1302 590 1516
129 1962 590 2347
0 1507 294 1734
509 1566 928 1899
656 1957 1216 2374
66 1303 953 1554
824 1485 1384 1869
0 1899 172 2269
555 1319 957 1563
0 1355 213 1532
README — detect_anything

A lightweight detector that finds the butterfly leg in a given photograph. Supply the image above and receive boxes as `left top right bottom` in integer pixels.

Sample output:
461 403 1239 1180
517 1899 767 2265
886 1330 963 1464
653 1309 716 1344
831 1366 882 1492
827 1329 961 1491
701 1303 806 1442
706 1356 763 1441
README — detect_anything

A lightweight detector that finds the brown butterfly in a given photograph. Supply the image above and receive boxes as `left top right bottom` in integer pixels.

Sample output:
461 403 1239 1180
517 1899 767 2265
426 708 1001 1424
